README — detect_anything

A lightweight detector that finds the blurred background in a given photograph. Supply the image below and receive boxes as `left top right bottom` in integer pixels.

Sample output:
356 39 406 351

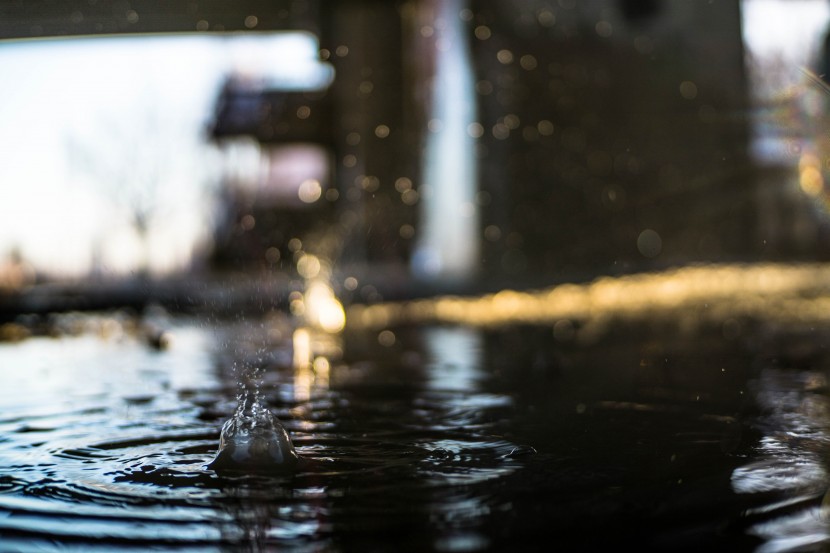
0 0 829 311
6 3 830 550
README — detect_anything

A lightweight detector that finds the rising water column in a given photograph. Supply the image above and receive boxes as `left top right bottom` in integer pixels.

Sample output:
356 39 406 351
412 0 479 282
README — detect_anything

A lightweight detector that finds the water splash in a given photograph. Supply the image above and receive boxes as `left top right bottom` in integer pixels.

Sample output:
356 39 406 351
208 221 346 474
208 360 298 473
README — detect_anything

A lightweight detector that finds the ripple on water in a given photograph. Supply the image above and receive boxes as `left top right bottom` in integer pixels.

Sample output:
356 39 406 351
731 367 830 552
0 320 532 551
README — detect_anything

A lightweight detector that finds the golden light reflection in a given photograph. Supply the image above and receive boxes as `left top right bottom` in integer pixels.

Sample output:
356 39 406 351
347 263 830 332
289 228 344 400
293 327 312 370
294 363 313 403
312 356 330 388
292 327 313 402
291 327 337 402
799 153 824 197
302 280 346 333
297 253 322 279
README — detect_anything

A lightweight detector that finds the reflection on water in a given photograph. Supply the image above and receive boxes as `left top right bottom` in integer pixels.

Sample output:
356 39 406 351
0 317 532 551
423 326 482 392
733 368 830 553
350 262 830 331
2 306 830 550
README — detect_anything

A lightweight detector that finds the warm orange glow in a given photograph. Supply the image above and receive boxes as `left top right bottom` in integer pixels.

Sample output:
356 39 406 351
303 281 346 333
292 327 312 371
291 327 337 402
347 263 830 330
799 158 824 197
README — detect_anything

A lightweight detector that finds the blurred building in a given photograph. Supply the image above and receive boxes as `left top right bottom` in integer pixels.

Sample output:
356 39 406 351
4 0 827 289
201 0 754 286
471 1 751 279
207 72 336 271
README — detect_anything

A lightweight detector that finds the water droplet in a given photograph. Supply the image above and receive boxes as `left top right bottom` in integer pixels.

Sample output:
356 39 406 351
679 80 698 100
537 9 556 27
265 247 281 264
394 177 412 192
358 80 374 96
401 189 420 206
467 122 484 138
595 20 613 38
288 238 303 252
378 329 396 347
484 225 501 242
298 179 322 203
492 123 510 140
359 175 380 192
297 254 322 279
519 54 538 70
637 229 662 258
537 120 554 136
476 80 493 95
240 214 255 231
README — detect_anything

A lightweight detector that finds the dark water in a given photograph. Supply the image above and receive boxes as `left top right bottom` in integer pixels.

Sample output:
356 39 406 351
0 313 829 551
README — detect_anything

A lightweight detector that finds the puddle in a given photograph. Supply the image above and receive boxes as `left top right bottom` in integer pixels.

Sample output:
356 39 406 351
0 313 826 551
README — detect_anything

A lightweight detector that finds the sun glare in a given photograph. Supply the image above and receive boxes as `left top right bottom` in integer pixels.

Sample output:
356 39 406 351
0 31 331 279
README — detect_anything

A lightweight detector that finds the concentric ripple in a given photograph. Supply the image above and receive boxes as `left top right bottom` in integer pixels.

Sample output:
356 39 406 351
0 319 531 551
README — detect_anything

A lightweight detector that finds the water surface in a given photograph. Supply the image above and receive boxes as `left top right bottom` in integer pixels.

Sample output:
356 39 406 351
0 313 826 551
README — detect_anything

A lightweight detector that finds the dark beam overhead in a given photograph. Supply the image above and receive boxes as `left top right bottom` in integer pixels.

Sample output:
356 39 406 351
0 0 320 40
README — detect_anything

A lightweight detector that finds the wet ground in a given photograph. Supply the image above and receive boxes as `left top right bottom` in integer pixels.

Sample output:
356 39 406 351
1 291 830 551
